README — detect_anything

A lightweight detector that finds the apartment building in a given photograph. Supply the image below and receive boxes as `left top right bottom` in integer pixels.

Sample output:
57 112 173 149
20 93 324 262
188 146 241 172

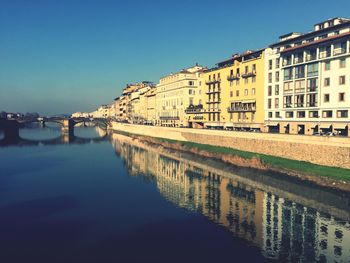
265 17 350 136
156 64 206 127
202 49 265 130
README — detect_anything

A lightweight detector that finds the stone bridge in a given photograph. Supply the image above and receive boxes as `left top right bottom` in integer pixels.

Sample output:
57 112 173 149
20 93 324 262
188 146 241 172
0 117 112 143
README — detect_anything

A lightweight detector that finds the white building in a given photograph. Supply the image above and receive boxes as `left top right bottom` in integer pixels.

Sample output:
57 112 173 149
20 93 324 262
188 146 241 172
264 18 350 136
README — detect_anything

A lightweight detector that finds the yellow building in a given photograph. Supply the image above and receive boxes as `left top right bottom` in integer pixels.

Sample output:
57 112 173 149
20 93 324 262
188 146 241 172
202 49 266 131
156 64 206 127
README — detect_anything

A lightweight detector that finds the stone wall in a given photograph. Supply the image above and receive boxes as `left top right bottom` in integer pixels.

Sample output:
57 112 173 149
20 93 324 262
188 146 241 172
112 122 350 169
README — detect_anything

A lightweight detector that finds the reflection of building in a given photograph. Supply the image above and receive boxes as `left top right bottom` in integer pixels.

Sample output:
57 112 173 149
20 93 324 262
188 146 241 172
263 192 350 262
111 133 350 262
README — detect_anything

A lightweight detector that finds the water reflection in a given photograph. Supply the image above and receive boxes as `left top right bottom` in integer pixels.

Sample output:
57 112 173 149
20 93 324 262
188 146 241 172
111 133 350 263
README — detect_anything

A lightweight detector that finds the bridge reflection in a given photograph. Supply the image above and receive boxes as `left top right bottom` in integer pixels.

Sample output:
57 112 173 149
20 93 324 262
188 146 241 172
111 133 350 263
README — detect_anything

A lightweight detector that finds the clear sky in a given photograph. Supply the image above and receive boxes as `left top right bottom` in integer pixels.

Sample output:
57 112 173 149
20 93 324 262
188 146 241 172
1 0 350 115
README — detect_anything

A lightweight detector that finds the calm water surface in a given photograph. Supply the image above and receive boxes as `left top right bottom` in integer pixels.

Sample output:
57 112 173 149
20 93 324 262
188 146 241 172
0 125 349 263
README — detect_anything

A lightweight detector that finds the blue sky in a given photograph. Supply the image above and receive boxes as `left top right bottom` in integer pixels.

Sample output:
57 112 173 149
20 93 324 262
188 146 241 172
1 0 350 115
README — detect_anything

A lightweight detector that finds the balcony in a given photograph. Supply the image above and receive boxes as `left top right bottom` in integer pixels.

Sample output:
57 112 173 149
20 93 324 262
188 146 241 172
283 103 293 109
282 60 292 67
294 57 304 64
241 70 256 78
205 78 221 85
305 54 317 62
227 102 256 112
333 48 347 56
227 74 240 81
319 51 331 59
185 104 204 114
294 103 305 108
206 88 221 94
306 102 318 107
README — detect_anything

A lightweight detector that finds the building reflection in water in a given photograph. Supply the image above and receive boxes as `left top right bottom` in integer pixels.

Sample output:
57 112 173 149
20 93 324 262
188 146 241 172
111 133 350 263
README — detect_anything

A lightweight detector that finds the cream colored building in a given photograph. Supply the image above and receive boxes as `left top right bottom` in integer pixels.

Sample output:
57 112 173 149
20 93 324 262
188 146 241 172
156 64 206 127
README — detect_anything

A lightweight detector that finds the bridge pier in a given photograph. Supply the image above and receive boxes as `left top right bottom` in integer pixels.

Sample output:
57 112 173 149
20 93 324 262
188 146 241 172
61 119 75 134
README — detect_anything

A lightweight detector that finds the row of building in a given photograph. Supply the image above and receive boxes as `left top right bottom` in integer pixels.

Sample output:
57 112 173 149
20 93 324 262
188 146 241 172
113 17 350 136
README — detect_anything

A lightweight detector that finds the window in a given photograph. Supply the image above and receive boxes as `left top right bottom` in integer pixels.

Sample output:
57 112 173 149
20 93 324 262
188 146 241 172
245 78 249 84
307 94 318 107
307 78 318 92
268 60 273 70
189 81 194 86
324 61 331 71
275 72 280 82
268 99 272 109
268 112 273 118
337 110 348 118
252 64 256 72
252 76 256 83
309 111 319 118
339 92 345 102
324 78 330 87
324 94 330 102
244 89 248 96
295 95 305 107
307 63 319 77
268 73 273 83
236 90 239 96
252 88 256 95
286 111 294 118
275 112 280 118
283 82 293 92
268 86 272 96
340 58 346 68
284 68 293 81
322 110 333 118
275 98 279 108
295 65 305 78
230 91 233 97
339 75 346 85
297 111 305 118
284 96 293 108
295 80 305 93
275 85 280 95
245 66 248 73
275 58 280 69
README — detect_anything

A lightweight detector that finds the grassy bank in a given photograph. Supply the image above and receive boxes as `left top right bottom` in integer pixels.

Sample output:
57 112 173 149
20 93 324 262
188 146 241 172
115 130 350 183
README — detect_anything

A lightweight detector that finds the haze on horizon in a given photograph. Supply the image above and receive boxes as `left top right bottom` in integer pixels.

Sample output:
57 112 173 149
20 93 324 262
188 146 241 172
1 0 350 115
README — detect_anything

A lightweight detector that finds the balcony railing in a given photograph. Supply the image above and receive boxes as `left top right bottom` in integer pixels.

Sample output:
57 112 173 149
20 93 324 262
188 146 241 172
206 88 221 94
282 60 292 67
294 103 305 108
319 51 331 59
206 108 221 112
185 104 204 114
307 87 318 92
205 78 221 85
227 105 256 112
305 54 317 61
283 103 293 108
227 74 240 81
241 70 256 78
333 48 347 56
294 57 304 64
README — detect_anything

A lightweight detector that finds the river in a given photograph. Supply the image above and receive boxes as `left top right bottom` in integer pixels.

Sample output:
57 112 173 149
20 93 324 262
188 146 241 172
0 125 349 263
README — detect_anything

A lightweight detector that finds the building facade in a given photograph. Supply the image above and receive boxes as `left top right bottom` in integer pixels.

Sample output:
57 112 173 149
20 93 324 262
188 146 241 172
156 65 206 127
200 49 265 130
265 17 350 136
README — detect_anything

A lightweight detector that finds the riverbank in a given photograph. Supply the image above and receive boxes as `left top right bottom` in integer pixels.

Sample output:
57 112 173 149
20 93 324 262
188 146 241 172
112 123 350 192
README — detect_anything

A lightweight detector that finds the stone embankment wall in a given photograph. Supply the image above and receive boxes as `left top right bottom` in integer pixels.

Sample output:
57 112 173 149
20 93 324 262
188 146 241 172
112 122 350 169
